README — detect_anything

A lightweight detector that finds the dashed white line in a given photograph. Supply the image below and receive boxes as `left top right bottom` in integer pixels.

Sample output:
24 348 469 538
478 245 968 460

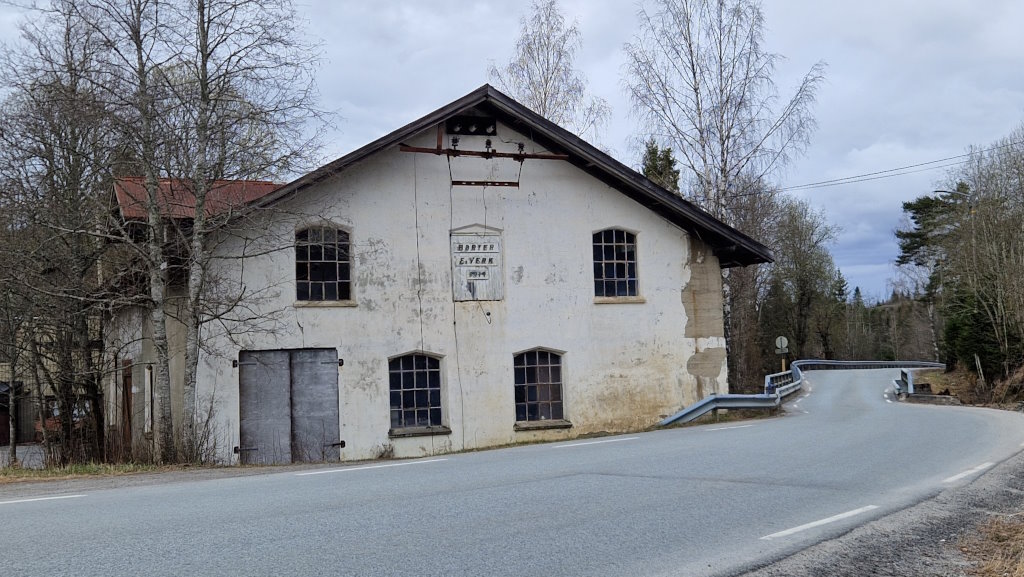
295 458 448 476
706 425 754 432
942 462 995 484
760 505 879 540
886 399 893 404
553 437 639 448
0 494 86 506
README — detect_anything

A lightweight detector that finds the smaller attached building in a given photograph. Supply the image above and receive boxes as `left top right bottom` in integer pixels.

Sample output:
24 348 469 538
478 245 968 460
107 85 772 464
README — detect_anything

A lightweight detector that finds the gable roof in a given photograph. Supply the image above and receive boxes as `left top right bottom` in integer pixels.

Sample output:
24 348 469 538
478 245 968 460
115 177 280 220
254 85 773 267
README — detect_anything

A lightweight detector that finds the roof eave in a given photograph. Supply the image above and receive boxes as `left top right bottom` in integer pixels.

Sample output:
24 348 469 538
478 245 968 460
247 84 773 267
480 87 773 267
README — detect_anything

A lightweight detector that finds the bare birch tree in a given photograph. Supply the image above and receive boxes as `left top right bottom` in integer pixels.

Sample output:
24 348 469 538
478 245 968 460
51 0 321 461
68 0 181 462
162 0 321 451
624 0 825 392
489 0 610 141
624 0 824 220
0 0 120 463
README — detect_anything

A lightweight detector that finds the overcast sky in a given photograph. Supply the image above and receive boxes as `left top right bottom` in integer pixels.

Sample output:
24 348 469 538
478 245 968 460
3 0 1023 299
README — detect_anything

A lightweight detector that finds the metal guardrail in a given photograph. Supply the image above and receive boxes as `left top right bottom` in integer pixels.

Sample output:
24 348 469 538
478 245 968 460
888 363 945 395
895 369 911 395
659 359 946 426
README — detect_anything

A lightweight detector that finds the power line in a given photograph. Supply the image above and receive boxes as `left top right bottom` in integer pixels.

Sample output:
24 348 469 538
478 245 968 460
785 160 970 191
779 138 1024 192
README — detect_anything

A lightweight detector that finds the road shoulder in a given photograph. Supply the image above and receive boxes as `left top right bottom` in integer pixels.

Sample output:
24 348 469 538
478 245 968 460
737 451 1024 577
0 461 342 499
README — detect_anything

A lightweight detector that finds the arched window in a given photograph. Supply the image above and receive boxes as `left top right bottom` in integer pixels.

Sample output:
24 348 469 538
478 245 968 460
513 349 563 422
295 226 351 301
388 353 443 429
593 228 637 297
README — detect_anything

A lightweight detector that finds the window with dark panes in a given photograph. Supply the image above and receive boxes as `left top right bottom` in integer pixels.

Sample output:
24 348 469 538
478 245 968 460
388 354 443 428
593 229 637 297
513 350 563 422
296 227 351 301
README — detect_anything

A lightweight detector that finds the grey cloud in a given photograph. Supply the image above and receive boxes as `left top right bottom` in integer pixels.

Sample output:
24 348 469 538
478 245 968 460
2 0 1021 298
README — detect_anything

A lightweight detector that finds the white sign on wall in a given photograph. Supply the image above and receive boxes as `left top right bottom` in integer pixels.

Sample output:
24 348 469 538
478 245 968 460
451 225 503 301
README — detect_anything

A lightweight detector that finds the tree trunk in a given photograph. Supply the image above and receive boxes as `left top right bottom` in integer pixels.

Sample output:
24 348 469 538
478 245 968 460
29 335 53 466
147 222 174 463
7 377 16 466
75 315 104 461
926 300 940 362
182 0 212 448
130 0 176 463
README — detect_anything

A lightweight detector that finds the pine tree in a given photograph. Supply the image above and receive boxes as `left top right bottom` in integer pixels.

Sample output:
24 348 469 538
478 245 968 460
641 138 681 193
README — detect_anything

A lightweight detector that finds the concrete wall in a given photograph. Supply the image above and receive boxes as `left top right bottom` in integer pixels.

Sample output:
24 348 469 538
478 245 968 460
175 118 728 462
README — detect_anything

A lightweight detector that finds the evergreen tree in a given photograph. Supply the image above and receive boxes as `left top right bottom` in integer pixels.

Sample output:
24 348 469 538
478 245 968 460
640 138 681 193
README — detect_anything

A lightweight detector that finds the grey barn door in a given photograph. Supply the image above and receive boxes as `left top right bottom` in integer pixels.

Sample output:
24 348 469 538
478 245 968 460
238 349 341 465
290 349 342 462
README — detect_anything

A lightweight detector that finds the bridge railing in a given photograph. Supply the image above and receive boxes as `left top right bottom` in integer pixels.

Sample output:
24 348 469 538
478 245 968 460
659 359 946 427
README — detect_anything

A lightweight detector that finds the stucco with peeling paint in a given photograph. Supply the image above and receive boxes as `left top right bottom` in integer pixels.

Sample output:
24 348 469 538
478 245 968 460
133 118 734 463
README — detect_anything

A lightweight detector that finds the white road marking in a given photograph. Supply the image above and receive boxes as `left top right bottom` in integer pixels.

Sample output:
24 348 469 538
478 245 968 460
0 494 86 506
296 458 448 476
760 505 879 540
942 462 995 484
886 399 893 404
553 437 639 449
706 425 754 432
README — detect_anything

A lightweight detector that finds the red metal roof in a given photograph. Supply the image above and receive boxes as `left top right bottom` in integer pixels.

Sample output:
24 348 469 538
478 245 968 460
114 177 281 220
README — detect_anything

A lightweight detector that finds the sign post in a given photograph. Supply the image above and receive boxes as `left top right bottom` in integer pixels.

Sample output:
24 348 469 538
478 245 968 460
775 336 789 372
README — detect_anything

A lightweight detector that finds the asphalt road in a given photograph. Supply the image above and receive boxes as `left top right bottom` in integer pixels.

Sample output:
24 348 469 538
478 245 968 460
5 369 1024 577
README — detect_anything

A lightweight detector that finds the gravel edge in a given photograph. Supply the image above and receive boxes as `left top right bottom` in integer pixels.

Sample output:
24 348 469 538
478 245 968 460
735 450 1024 577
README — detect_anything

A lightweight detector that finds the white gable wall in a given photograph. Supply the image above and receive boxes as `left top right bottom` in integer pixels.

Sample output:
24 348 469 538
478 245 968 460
196 121 728 462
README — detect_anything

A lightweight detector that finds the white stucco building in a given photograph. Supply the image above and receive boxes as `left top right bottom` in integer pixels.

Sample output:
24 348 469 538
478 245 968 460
106 85 772 464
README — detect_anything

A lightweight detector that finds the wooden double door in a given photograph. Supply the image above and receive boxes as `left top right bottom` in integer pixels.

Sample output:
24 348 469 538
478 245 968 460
237 349 342 464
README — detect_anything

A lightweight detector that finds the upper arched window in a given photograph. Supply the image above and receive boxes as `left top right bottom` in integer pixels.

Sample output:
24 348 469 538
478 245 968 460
295 226 351 301
593 228 637 297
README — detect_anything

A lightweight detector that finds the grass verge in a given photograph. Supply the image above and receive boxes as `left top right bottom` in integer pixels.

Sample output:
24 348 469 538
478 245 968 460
0 462 183 484
963 515 1024 576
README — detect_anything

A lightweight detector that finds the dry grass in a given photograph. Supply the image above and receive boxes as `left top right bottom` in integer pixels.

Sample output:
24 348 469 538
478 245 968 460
964 516 1024 576
921 365 1024 407
0 462 182 484
993 364 1024 405
916 368 975 399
